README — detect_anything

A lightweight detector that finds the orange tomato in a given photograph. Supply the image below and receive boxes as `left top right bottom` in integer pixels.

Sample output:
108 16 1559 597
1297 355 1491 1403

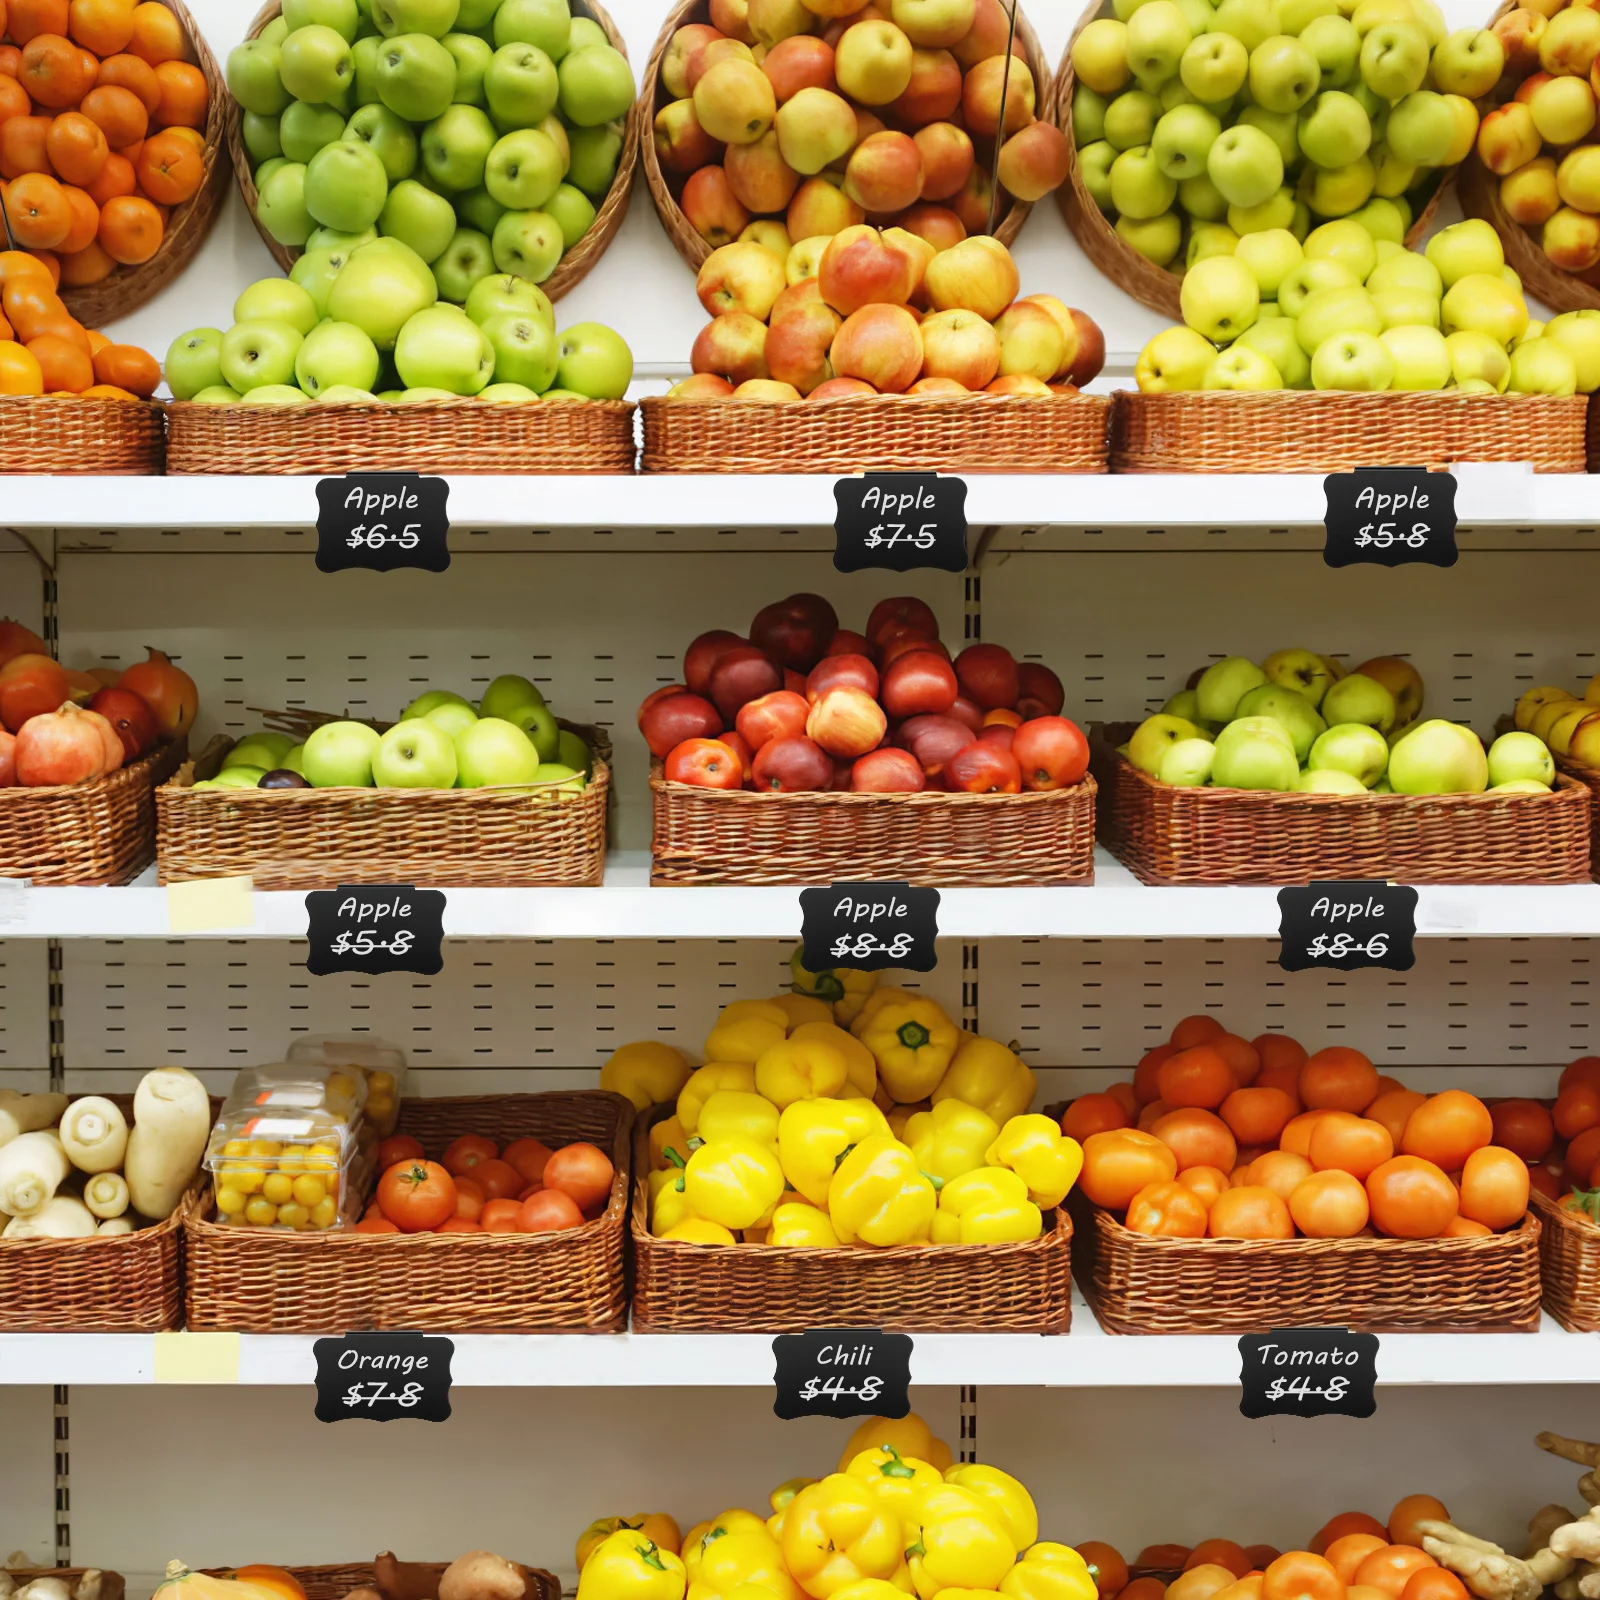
1366 1155 1459 1239
1553 1083 1600 1140
1531 1166 1561 1201
1080 1128 1179 1209
0 339 44 394
441 1132 496 1174
1560 1056 1600 1092
7 0 69 42
20 33 93 109
1401 1090 1493 1171
1211 1033 1261 1086
1262 1552 1344 1600
1308 1112 1394 1181
1254 1033 1308 1075
27 330 90 389
1247 1556 1283 1579
151 57 205 128
1188 1543 1252 1580
1151 1106 1237 1173
545 1141 616 1210
1365 1089 1425 1149
1280 1109 1328 1158
353 1213 400 1234
1300 1046 1379 1112
1062 1091 1130 1142
1107 1081 1138 1120
376 1158 455 1232
1118 1583 1169 1600
94 50 160 113
0 43 17 74
57 237 113 284
1158 1045 1236 1110
1125 1178 1208 1237
1138 1098 1173 1131
1312 1516 1390 1555
462 1157 523 1201
97 191 162 262
1567 1126 1600 1188
1221 1085 1298 1146
1324 1538 1388 1585
1458 1146 1529 1230
437 1216 481 1232
1171 1567 1238 1600
517 1187 584 1231
452 1176 485 1221
1246 1149 1313 1201
502 1135 553 1186
1176 1164 1228 1208
1399 1574 1465 1600
1208 1184 1293 1239
1489 1098 1554 1162
1172 1013 1224 1049
375 1132 424 1170
136 125 200 202
229 1569 305 1600
127 0 182 63
1353 1549 1435 1598
479 1197 523 1230
1288 1169 1369 1238
1137 1548 1193 1570
1134 1042 1178 1105
1255 1062 1304 1103
68 0 135 53
6 171 71 248
1076 1543 1129 1600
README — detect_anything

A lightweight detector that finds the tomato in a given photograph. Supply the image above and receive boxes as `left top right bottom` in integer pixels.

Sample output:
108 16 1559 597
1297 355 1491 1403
1400 1090 1493 1171
1253 1033 1307 1074
464 1157 524 1200
1389 1495 1450 1550
1246 1150 1312 1202
1353 1548 1436 1598
1325 1537 1388 1584
1151 1107 1237 1173
1312 1515 1390 1555
1171 1014 1224 1049
1062 1092 1131 1142
1246 1555 1282 1579
1214 1576 1265 1600
1566 1126 1600 1188
1221 1086 1298 1146
1444 1217 1490 1237
1262 1552 1344 1600
1560 1056 1600 1092
1365 1090 1425 1149
1157 1045 1236 1110
480 1198 523 1230
1400 1572 1466 1600
1076 1543 1128 1600
1170 1566 1239 1600
1289 1169 1369 1238
354 1214 399 1234
376 1159 456 1233
1138 1099 1173 1131
1134 1043 1178 1106
376 1133 424 1171
1300 1047 1379 1112
1176 1165 1228 1208
1080 1128 1178 1210
1489 1098 1554 1162
441 1133 497 1175
1280 1110 1328 1157
518 1188 585 1232
1107 1082 1138 1120
503 1135 553 1185
1208 1185 1292 1239
1366 1156 1459 1238
437 1217 482 1233
1308 1112 1394 1182
1137 1548 1193 1570
1188 1543 1252 1580
544 1141 616 1211
453 1176 485 1221
1531 1166 1561 1201
1458 1146 1529 1231
1125 1179 1208 1238
1119 1582 1171 1600
1554 1083 1600 1140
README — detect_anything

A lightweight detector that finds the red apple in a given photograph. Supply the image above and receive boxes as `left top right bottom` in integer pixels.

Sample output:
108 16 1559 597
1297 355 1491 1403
752 734 833 791
720 728 754 784
831 755 856 791
664 737 745 788
897 712 976 778
955 642 1020 711
852 747 925 792
806 653 879 703
867 596 939 646
807 686 887 758
0 728 14 787
684 630 748 696
784 669 807 695
749 593 840 672
638 683 689 722
949 695 984 732
979 724 1015 752
946 741 1022 793
88 687 160 761
881 649 959 719
1012 716 1089 791
879 631 950 667
709 645 783 722
640 692 724 759
1016 662 1066 719
736 689 811 749
823 628 874 658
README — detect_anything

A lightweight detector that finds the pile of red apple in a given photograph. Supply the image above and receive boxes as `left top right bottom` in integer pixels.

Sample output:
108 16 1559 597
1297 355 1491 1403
639 592 1089 794
0 620 198 789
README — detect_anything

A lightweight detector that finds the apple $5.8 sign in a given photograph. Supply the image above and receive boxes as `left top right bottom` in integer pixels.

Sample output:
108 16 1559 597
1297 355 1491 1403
1323 468 1457 569
304 885 445 976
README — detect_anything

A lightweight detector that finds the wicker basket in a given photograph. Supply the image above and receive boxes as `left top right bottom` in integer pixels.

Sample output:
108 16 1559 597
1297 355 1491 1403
157 714 610 891
9 1573 124 1600
228 0 637 305
650 761 1096 886
631 1107 1073 1332
638 0 1048 272
1556 750 1600 881
0 737 185 886
1109 389 1589 474
1069 1192 1542 1333
640 392 1110 473
1531 1187 1600 1332
204 1563 558 1600
185 1091 632 1334
0 396 165 475
164 396 637 475
1092 727 1592 886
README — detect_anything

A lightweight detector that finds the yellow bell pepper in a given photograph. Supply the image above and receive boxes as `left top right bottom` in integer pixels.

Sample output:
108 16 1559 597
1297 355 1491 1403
577 1531 688 1600
770 1478 818 1515
849 987 916 1038
651 1115 691 1172
579 1517 684 1572
831 1584 910 1600
844 1446 944 1521
768 1201 841 1248
829 1137 938 1247
905 1101 1000 1185
790 1021 878 1097
688 1531 804 1600
771 992 836 1030
903 1486 1017 1600
930 1039 1035 1126
790 947 879 1025
941 1466 1037 1549
706 1002 790 1066
985 1116 1082 1210
999 1545 1098 1600
862 1000 960 1103
778 1097 891 1205
838 1414 954 1474
756 1037 849 1109
699 1090 781 1146
660 1218 737 1245
679 1063 758 1134
685 1513 773 1575
650 1171 696 1235
887 1101 930 1140
931 1168 1041 1245
781 1474 905 1599
684 1136 786 1230
601 1042 694 1112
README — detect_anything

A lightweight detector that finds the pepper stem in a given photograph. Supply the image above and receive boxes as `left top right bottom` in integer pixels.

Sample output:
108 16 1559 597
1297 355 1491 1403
639 1543 667 1573
897 1021 931 1050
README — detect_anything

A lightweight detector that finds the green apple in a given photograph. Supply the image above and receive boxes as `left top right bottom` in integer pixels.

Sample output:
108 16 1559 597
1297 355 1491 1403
554 320 632 398
295 319 382 396
1207 122 1283 207
1181 32 1248 100
1542 309 1600 392
557 729 589 773
317 384 380 401
1322 673 1397 732
376 33 457 120
567 15 605 50
1431 25 1504 97
1151 102 1220 177
242 111 285 165
1203 343 1284 388
372 0 461 36
327 237 440 348
286 0 362 36
1372 285 1440 329
492 208 563 279
279 101 346 166
1303 216 1376 280
220 320 306 393
1116 211 1184 264
494 0 571 61
1301 152 1375 217
1298 14 1359 85
1080 140 1116 208
1297 769 1368 794
235 278 320 337
484 695 559 756
1297 89 1369 167
373 718 459 788
345 103 418 181
243 383 311 405
479 381 538 401
228 39 292 116
1187 221 1239 266
1209 0 1278 50
290 247 350 317
1310 327 1393 389
1103 89 1162 150
455 716 542 786
1126 1 1192 86
404 689 472 717
1236 315 1311 385
381 178 458 261
280 23 356 103
304 139 390 233
1179 253 1260 342
557 42 633 126
544 182 595 248
1249 34 1320 113
466 271 554 328
444 30 492 101
191 385 242 404
1487 731 1555 787
1110 146 1178 218
1441 272 1528 346
1211 722 1300 790
1445 329 1511 392
565 122 622 196
1276 256 1356 316
261 14 290 44
1128 713 1208 774
1359 21 1428 99
308 224 378 252
434 226 497 298
1197 657 1267 721
1163 690 1202 721
1233 226 1302 296
1387 719 1488 795
1307 723 1388 786
1178 171 1229 218
1260 648 1331 705
1386 88 1454 166
456 185 508 236
1134 324 1218 390
193 767 269 791
1228 186 1298 234
258 161 313 246
481 310 559 389
1235 683 1326 758
302 720 382 787
456 0 503 24
486 40 560 125
1158 738 1215 787
1510 338 1578 395
352 33 383 103
395 304 496 394
224 731 297 770
1379 324 1448 388
1425 219 1504 289
1074 84 1109 144
485 127 563 209
1368 250 1440 298
423 103 498 190
424 700 479 738
479 674 545 718
1237 105 1299 171
1277 0 1336 32
1348 196 1405 243
165 328 226 400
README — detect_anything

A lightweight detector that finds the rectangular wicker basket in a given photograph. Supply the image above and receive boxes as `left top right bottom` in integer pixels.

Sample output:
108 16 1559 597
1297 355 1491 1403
202 1563 558 1600
1092 729 1591 886
1068 1192 1542 1334
0 737 185 886
650 764 1096 886
157 722 610 890
630 1107 1073 1333
184 1091 632 1334
1531 1188 1600 1332
9 1573 125 1600
1555 751 1600 882
0 395 165 475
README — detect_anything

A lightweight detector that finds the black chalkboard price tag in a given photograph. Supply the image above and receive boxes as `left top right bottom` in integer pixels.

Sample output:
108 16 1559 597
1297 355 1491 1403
772 1327 912 1421
304 883 445 976
799 881 939 972
1277 880 1417 973
313 1331 454 1422
1323 467 1458 569
833 472 968 574
1239 1327 1378 1419
315 473 451 574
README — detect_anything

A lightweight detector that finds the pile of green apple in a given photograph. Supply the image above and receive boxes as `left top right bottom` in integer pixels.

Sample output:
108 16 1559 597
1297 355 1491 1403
191 673 593 792
1134 214 1600 392
1124 647 1558 794
163 269 633 405
1069 0 1499 271
226 0 632 291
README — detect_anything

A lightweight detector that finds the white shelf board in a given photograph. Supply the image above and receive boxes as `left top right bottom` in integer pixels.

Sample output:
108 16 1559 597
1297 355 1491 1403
4 466 1596 534
0 1296 1587 1387
7 849 1600 940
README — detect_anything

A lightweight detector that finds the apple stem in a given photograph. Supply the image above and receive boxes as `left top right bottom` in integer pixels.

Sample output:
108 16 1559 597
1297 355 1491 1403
984 1 1021 239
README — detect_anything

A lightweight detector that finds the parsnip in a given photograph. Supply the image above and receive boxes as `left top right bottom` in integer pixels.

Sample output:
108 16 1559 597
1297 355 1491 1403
18 1580 73 1600
83 1172 128 1220
124 1066 209 1220
75 1570 104 1600
3 1195 95 1239
0 1132 69 1216
95 1217 133 1236
58 1097 128 1174
0 1093 67 1148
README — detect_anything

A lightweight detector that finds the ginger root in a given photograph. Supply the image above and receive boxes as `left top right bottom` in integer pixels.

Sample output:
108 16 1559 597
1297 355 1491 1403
1419 1519 1553 1600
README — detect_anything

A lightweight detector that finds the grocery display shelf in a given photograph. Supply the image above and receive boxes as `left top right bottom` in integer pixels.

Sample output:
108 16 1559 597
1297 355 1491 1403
6 849 1596 940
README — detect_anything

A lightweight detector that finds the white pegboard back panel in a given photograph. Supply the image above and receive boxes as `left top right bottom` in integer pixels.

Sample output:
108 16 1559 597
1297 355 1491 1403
0 943 52 1091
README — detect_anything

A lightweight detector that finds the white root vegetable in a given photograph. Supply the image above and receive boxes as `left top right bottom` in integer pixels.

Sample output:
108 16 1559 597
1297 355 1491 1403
58 1098 128 1174
0 1574 15 1600
95 1217 133 1237
0 1093 67 1148
124 1066 209 1220
0 1132 69 1217
18 1580 73 1600
74 1571 103 1600
3 1195 95 1239
82 1172 128 1220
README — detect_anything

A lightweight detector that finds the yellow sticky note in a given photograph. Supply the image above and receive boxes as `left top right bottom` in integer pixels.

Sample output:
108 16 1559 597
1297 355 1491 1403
166 875 255 933
154 1331 240 1384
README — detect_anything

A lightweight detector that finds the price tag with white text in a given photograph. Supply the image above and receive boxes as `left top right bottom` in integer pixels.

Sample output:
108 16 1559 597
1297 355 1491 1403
316 473 450 573
313 1332 453 1422
1277 880 1417 972
1323 468 1457 569
1239 1327 1377 1419
304 884 445 976
773 1328 912 1420
833 473 967 574
799 881 939 972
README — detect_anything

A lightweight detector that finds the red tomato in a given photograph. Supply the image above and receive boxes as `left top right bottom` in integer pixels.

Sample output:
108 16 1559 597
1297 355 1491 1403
453 1176 485 1221
376 1160 456 1233
503 1136 553 1186
543 1142 616 1211
437 1217 481 1233
518 1188 585 1232
376 1133 423 1171
354 1214 400 1234
480 1198 523 1230
441 1133 497 1175
464 1157 524 1200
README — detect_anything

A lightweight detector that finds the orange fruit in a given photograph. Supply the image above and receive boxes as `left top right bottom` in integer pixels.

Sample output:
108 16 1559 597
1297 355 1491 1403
85 147 135 204
79 381 137 398
55 183 100 253
151 57 204 128
67 0 135 54
0 115 53 179
56 238 113 284
20 33 93 110
96 190 161 261
1288 1168 1370 1237
0 248 57 288
126 1 182 64
164 123 202 151
6 0 69 44
46 112 109 186
0 75 29 120
26 329 92 390
91 339 157 395
5 171 72 248
1300 1046 1380 1112
1389 1496 1450 1550
84 326 108 351
0 44 18 75
135 126 199 202
0 339 44 394
80 83 149 150
0 311 11 340
2 276 67 337
94 51 161 114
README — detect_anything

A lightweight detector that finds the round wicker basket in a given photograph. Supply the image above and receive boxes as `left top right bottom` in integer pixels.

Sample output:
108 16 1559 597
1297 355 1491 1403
638 0 1049 273
48 0 230 327
1051 1 1458 320
226 0 640 303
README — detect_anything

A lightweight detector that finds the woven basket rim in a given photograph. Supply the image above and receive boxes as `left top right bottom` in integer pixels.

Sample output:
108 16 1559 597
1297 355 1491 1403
0 736 181 802
1114 389 1592 414
165 397 636 416
650 760 1095 808
0 1172 202 1257
1532 1186 1600 1233
637 392 1111 413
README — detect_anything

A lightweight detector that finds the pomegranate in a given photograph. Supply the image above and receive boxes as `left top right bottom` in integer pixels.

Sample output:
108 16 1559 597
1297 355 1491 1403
117 648 197 738
0 729 14 787
15 702 110 786
0 654 70 733
90 688 160 762
0 619 47 670
80 708 124 773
